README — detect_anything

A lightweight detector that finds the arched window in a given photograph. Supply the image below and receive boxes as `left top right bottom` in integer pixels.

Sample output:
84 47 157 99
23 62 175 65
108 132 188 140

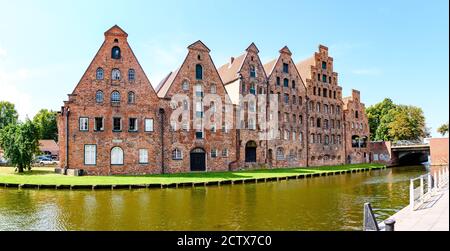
96 68 104 80
111 46 121 59
96 91 104 103
325 135 329 145
249 83 256 94
250 65 256 78
292 80 296 89
310 117 315 127
276 147 285 160
283 78 289 87
128 69 135 81
316 102 321 112
111 91 120 103
111 147 124 165
299 96 302 105
112 69 121 80
317 118 321 128
182 80 189 91
128 92 135 104
172 148 183 160
195 64 203 80
249 101 256 112
210 84 217 94
355 111 359 118
310 134 315 144
276 77 281 86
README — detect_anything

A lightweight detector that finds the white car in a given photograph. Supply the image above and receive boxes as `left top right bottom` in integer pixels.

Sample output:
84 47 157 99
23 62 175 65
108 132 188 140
37 157 59 166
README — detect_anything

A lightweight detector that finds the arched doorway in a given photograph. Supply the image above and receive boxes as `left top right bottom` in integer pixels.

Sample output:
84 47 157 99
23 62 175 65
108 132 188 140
190 148 206 172
245 141 257 163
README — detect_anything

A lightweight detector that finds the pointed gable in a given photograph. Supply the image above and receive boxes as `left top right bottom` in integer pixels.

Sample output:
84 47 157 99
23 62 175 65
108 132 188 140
246 43 260 54
187 40 211 53
69 25 159 104
279 46 292 56
263 59 277 77
104 25 128 38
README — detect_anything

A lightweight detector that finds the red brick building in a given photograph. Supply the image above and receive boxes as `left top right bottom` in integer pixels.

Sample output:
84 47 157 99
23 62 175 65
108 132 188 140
296 45 345 166
58 25 371 175
429 138 449 166
343 90 371 164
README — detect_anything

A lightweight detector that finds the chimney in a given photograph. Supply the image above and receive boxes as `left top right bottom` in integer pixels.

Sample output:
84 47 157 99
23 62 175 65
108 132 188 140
230 57 235 64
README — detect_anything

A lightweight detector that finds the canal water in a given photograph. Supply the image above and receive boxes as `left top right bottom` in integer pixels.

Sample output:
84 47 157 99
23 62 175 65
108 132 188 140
0 165 438 231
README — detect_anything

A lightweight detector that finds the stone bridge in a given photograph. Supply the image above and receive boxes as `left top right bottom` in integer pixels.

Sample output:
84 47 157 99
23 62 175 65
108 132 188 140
390 141 430 166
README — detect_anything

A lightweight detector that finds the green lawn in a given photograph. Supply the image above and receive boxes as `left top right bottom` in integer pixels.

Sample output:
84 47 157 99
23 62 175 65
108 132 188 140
0 163 385 186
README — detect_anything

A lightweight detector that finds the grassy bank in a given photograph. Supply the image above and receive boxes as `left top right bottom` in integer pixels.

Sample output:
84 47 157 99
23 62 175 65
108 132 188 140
0 163 385 187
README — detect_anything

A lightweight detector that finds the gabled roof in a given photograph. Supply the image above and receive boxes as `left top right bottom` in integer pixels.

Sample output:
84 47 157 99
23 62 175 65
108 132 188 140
279 46 292 56
104 25 128 37
38 140 59 154
295 56 315 83
246 43 259 54
156 67 180 98
217 53 246 85
187 40 211 52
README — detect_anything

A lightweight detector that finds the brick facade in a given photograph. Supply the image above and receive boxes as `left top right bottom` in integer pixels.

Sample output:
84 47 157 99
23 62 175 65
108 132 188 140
429 138 449 166
343 90 371 164
57 25 372 175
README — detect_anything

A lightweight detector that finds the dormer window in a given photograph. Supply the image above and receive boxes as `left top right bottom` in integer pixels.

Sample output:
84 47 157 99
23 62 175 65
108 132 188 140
195 64 203 80
111 46 121 59
96 68 104 80
112 69 121 80
250 65 256 78
128 69 135 81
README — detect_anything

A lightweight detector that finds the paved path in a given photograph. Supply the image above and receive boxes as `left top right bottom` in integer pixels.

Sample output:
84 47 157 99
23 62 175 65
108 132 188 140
387 186 449 231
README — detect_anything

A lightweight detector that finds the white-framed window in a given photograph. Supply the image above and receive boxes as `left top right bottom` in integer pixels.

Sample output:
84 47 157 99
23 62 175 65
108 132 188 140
222 148 229 157
172 148 183 160
111 147 124 165
79 117 89 131
293 131 296 141
195 84 203 97
182 121 189 131
210 84 217 94
248 119 256 130
129 118 138 132
127 92 136 104
111 91 120 103
284 130 289 140
211 149 218 158
96 68 104 80
276 148 285 160
299 132 303 143
94 117 104 132
113 117 122 131
84 145 96 165
128 69 135 81
139 149 148 164
145 119 154 132
182 80 189 91
112 69 121 80
96 91 104 103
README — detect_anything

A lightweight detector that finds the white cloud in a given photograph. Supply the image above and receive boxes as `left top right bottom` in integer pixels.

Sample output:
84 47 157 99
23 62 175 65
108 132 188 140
351 68 382 76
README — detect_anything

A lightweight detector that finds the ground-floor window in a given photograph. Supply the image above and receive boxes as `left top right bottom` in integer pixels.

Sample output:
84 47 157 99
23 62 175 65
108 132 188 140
84 145 96 165
172 148 183 160
111 147 124 165
211 149 218 158
276 148 285 160
139 149 148 164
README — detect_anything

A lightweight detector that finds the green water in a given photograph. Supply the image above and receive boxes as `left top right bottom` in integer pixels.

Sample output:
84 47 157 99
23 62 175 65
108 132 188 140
0 165 433 231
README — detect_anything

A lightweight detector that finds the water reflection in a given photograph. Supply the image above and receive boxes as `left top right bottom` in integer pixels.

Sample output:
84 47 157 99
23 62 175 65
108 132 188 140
0 165 439 231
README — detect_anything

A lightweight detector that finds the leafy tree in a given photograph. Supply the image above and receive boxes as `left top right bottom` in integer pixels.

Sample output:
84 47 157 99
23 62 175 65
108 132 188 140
0 101 19 130
437 122 449 136
33 109 58 141
386 105 426 141
0 120 39 173
366 98 397 141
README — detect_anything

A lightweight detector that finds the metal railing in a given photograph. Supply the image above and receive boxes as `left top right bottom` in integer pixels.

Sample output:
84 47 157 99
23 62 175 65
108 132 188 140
410 166 448 211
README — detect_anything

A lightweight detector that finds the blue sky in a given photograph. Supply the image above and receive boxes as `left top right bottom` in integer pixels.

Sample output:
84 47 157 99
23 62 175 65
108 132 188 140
0 0 448 137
